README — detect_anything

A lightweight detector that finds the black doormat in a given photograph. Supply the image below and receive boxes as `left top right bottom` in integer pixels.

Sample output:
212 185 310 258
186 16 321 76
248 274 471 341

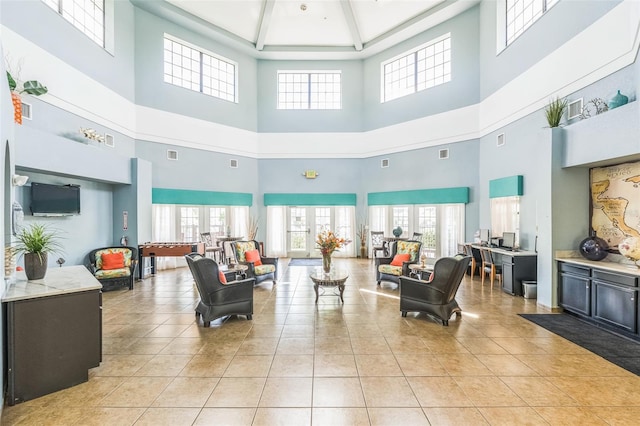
288 258 322 266
520 313 640 376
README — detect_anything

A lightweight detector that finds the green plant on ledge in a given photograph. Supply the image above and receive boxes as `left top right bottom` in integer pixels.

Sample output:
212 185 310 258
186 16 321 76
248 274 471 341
13 223 63 280
544 97 568 128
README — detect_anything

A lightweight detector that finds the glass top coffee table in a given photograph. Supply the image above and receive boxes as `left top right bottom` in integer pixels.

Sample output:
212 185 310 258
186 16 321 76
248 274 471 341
309 268 349 303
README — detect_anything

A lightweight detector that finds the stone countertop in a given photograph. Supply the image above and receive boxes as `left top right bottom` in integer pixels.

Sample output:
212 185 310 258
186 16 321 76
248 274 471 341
470 244 537 257
556 256 640 277
2 265 102 302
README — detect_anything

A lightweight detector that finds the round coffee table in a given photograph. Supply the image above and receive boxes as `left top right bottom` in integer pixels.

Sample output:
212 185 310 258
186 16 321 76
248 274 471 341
309 268 349 303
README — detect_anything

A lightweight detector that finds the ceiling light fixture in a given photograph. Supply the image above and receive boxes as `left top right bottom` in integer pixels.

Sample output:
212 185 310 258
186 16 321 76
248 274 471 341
300 4 307 11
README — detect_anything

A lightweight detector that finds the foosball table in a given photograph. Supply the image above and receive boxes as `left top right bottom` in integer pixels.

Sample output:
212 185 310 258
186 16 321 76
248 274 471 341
138 242 205 279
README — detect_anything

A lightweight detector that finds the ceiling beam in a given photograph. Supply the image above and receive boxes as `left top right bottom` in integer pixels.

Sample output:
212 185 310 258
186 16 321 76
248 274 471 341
255 0 276 51
340 0 363 51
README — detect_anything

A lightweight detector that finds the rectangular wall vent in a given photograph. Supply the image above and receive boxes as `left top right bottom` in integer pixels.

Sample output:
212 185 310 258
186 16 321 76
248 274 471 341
104 133 115 147
381 159 389 168
497 133 505 147
439 148 449 159
568 98 583 119
21 102 32 120
167 149 178 160
230 159 238 168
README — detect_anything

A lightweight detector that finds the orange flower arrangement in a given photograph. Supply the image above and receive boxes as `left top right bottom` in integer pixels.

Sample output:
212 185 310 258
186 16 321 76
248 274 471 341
316 228 346 255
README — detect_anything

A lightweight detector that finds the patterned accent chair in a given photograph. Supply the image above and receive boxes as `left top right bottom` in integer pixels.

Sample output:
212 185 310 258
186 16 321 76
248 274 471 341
399 254 471 325
87 246 138 291
185 253 255 327
375 240 422 288
231 240 278 285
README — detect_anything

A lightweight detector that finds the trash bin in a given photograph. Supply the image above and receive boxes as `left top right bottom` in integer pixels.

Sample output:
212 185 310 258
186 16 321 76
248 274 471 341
522 280 537 299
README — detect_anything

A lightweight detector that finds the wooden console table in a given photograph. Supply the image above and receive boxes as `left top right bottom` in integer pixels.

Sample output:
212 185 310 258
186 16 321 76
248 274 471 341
138 242 205 279
2 266 102 405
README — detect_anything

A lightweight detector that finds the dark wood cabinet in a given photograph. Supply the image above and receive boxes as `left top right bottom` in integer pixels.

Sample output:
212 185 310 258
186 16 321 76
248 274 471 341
502 254 537 296
559 263 591 316
558 261 639 339
592 270 638 333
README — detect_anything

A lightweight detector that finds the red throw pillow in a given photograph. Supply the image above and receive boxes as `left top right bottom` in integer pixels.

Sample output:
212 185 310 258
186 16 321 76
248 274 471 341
390 253 411 266
101 252 125 270
245 249 262 266
219 271 227 284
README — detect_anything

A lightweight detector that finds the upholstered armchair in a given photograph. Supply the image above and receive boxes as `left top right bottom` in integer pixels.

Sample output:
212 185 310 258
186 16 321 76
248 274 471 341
185 253 255 326
87 246 138 291
231 240 278 285
398 254 471 325
375 240 422 287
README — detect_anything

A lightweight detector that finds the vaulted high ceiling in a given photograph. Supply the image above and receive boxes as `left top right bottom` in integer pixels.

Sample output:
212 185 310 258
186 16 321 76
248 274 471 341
133 0 479 59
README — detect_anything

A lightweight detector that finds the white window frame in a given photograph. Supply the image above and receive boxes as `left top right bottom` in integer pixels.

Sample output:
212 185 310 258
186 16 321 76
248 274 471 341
497 0 559 52
380 33 451 103
164 34 239 103
277 70 342 110
490 196 521 247
368 204 465 259
42 0 114 53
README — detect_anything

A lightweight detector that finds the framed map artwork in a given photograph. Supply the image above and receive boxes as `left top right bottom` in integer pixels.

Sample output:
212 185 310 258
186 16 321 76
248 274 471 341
590 161 640 251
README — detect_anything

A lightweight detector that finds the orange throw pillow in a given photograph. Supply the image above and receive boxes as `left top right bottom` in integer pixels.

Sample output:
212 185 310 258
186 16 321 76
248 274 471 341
101 252 125 270
245 249 262 266
390 253 411 266
219 271 227 284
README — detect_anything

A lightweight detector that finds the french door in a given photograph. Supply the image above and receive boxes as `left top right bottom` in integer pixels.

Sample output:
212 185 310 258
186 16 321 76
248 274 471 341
286 206 343 258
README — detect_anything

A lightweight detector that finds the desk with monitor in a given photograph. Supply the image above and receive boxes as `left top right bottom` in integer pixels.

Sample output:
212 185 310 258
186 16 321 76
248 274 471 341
471 244 537 296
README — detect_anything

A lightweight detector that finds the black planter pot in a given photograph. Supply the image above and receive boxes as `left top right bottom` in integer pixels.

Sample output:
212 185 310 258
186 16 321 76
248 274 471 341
24 252 48 280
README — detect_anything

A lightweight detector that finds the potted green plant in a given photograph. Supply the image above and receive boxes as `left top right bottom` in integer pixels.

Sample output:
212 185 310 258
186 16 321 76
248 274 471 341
13 223 62 280
544 96 568 128
6 71 48 125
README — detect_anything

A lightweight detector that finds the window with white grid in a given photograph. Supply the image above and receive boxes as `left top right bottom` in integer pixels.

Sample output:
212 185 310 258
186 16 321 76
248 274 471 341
209 208 226 236
381 33 451 103
417 206 437 258
42 0 105 47
179 207 200 242
164 35 238 103
277 71 341 110
506 0 558 46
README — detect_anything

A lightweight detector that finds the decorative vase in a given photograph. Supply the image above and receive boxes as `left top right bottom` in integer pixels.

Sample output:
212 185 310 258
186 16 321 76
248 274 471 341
579 232 609 261
392 226 403 237
322 252 332 274
11 92 22 124
608 90 629 110
24 252 48 280
360 243 367 259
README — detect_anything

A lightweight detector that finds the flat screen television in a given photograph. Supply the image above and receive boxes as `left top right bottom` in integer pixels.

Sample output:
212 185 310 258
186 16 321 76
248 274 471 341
30 182 81 216
479 229 490 245
502 232 516 249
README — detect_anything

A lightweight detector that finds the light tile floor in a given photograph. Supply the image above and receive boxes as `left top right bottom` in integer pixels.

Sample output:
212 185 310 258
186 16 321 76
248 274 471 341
3 258 640 425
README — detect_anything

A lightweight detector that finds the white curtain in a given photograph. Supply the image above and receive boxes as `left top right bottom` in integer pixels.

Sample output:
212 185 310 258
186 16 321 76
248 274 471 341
266 206 287 257
440 204 465 257
368 206 387 257
230 206 248 238
151 204 178 270
334 206 356 257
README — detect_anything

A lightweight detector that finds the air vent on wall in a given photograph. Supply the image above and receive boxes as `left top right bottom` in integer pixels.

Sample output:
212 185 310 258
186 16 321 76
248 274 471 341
439 148 449 160
497 133 505 147
21 102 32 120
104 133 115 147
568 98 583 120
230 159 238 168
167 149 178 160
381 159 389 168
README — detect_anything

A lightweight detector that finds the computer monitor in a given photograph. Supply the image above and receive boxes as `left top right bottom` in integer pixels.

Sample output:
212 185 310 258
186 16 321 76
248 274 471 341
502 232 516 249
479 229 490 245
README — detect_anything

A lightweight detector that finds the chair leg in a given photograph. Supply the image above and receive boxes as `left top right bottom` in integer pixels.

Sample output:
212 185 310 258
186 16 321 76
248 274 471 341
247 314 252 320
455 311 462 317
442 319 449 326
470 259 475 280
490 266 496 287
203 321 211 327
195 312 200 318
481 264 486 286
401 311 407 317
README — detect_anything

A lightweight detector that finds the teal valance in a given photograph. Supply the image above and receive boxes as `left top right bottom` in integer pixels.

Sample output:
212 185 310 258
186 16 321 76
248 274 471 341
489 175 523 198
368 187 469 205
264 193 356 206
152 188 253 206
